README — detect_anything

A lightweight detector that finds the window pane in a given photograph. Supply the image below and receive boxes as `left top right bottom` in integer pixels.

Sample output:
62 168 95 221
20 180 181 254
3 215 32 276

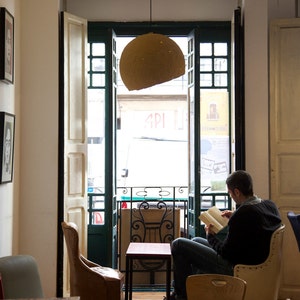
200 43 212 56
188 39 194 53
92 58 105 72
88 89 105 193
92 74 105 86
214 73 227 87
200 89 229 191
214 43 227 56
214 58 227 71
200 58 212 71
200 74 212 87
188 55 194 69
92 212 105 225
92 43 105 56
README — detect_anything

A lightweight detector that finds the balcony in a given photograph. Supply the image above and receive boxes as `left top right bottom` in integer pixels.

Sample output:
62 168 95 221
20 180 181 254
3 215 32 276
87 186 231 288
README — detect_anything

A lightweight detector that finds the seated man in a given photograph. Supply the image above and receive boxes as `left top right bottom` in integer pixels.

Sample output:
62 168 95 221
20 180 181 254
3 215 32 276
171 170 282 300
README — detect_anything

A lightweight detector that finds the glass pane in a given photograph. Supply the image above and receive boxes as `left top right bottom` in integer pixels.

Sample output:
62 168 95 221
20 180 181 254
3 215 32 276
88 89 105 193
92 58 105 72
214 43 227 56
200 89 229 191
214 58 227 71
200 43 212 56
188 39 194 53
188 55 194 69
92 212 105 225
214 73 227 87
200 58 212 71
116 38 188 187
92 73 105 87
200 74 212 87
92 43 105 56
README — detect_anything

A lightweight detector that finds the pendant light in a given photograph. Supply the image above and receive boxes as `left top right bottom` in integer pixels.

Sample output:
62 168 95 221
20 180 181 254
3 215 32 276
119 1 185 91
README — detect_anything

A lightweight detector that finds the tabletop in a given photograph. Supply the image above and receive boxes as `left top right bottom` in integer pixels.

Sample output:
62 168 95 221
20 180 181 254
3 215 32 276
126 242 171 257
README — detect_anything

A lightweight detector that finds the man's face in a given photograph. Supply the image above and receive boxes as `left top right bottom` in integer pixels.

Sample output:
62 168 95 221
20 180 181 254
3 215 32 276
227 188 239 203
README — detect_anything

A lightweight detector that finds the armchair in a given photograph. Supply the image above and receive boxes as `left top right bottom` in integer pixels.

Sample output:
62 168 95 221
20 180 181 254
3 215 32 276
0 255 44 299
234 224 285 300
287 211 300 252
61 221 124 300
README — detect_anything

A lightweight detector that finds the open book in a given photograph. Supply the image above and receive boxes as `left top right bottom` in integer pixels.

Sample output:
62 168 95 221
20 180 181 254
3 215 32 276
199 206 229 234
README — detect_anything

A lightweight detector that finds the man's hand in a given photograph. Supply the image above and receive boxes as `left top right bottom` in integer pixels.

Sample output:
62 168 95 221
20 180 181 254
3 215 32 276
221 210 233 219
205 224 215 235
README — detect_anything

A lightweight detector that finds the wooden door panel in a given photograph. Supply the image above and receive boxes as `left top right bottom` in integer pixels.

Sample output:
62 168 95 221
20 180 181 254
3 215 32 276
270 18 300 300
62 11 87 296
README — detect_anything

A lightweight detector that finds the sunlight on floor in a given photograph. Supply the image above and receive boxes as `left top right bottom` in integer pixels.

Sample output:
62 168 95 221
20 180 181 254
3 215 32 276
131 291 165 300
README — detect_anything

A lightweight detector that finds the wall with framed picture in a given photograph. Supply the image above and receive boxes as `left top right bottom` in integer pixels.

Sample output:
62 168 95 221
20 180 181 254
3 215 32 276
0 7 14 84
0 112 15 183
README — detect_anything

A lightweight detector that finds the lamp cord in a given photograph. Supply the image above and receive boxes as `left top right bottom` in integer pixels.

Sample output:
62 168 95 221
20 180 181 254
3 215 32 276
150 0 152 23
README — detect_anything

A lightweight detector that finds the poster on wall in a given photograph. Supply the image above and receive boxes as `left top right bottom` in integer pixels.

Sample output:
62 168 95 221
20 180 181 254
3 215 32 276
0 112 15 183
0 7 14 84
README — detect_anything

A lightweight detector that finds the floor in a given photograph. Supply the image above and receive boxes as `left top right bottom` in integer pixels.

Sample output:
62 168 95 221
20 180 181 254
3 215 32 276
131 291 165 300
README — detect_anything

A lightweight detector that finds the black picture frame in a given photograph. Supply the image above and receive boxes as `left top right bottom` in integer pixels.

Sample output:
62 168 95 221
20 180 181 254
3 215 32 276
0 8 14 84
0 112 15 183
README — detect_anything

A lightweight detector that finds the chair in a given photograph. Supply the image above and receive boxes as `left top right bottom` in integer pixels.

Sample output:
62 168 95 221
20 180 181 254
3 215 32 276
0 255 44 299
0 274 4 299
234 224 285 300
61 221 124 300
287 211 300 252
186 274 247 300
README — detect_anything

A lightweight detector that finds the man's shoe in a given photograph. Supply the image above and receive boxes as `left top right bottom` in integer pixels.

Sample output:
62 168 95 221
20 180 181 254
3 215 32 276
164 292 186 300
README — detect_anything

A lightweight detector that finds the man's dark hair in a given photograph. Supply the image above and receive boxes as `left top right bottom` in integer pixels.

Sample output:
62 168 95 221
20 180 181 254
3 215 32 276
226 170 254 196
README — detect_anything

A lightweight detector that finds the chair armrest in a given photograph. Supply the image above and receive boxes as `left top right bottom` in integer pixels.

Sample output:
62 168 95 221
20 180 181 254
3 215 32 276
80 255 101 268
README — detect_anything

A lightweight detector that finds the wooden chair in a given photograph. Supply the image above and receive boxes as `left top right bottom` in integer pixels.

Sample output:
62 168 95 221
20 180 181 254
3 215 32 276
287 211 300 252
186 274 246 300
0 255 44 299
234 224 285 300
61 221 124 300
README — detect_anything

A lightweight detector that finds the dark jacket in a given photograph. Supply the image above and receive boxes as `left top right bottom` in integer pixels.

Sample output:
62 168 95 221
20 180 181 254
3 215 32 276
207 199 282 265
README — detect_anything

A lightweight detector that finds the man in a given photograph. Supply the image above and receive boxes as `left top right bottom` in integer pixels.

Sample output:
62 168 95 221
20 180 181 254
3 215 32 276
170 170 282 300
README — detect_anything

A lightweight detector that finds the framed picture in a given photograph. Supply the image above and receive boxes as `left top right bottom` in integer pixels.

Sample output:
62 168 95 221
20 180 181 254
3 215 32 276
0 112 15 183
0 8 14 84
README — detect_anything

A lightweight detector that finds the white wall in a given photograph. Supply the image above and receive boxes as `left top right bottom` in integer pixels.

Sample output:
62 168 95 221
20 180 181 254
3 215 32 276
65 0 237 22
0 0 20 255
19 0 59 296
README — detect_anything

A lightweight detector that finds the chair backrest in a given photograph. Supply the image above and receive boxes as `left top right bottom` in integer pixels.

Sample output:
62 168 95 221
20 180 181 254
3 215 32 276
61 221 85 294
287 211 300 252
61 221 81 267
0 255 44 299
0 274 4 299
186 274 246 300
234 224 285 300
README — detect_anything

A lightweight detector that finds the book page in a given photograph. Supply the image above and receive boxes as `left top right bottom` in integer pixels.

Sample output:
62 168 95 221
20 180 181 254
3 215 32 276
207 206 229 227
199 211 223 234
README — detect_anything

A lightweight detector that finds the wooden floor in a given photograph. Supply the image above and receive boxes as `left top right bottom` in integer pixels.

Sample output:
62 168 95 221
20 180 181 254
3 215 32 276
131 291 165 300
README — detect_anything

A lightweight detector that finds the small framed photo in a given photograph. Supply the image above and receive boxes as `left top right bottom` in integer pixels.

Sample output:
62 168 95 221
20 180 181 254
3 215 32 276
0 8 14 84
0 112 15 183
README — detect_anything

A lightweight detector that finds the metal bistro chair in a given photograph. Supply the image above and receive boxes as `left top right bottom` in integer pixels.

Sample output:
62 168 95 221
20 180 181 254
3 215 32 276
186 274 247 300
